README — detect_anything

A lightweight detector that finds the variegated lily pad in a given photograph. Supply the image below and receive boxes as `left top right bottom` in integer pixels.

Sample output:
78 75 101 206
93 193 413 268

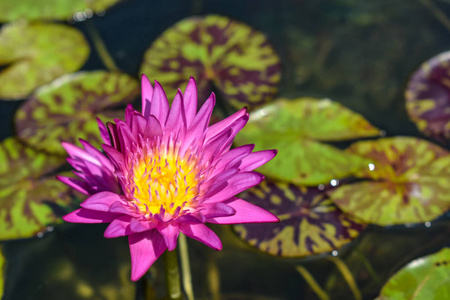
0 138 77 240
234 180 366 257
405 51 450 143
376 248 450 300
0 23 89 100
0 0 121 22
140 15 281 109
328 137 450 225
234 98 381 185
15 71 139 155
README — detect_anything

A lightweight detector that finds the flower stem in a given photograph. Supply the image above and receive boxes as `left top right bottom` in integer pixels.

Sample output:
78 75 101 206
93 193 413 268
164 248 183 300
296 265 330 300
179 234 195 300
85 20 119 72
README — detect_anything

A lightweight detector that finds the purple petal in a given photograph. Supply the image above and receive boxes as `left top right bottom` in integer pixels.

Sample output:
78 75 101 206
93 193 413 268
182 77 198 128
143 115 163 139
130 218 157 233
201 203 236 219
107 122 121 150
63 208 119 224
103 144 125 169
141 74 153 118
57 175 89 195
109 201 140 217
129 230 167 281
117 122 137 152
203 172 264 203
239 149 278 172
96 118 111 146
157 223 180 251
80 191 123 211
210 145 254 177
131 112 148 138
165 90 185 132
207 198 279 224
150 80 169 125
205 107 247 142
179 223 222 250
62 142 99 166
104 215 133 238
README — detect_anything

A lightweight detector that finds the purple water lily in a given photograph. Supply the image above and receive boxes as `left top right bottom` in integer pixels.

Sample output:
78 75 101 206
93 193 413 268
58 75 278 281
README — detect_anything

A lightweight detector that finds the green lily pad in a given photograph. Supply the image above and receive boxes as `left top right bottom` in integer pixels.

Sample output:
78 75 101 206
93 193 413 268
0 0 121 22
234 97 381 185
234 180 366 257
0 138 77 240
328 137 450 225
405 51 450 143
140 14 281 109
0 23 89 100
376 248 450 300
15 71 139 155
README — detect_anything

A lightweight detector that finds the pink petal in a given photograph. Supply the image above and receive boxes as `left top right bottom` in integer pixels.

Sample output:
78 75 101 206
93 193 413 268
205 107 247 142
117 122 137 152
62 142 99 166
210 144 254 177
203 172 264 203
57 175 89 195
239 149 278 172
103 144 125 169
131 112 148 138
165 89 185 132
157 223 180 251
104 215 133 238
143 115 163 139
80 191 123 211
109 201 140 217
63 208 119 224
182 77 198 127
201 203 236 219
207 198 279 224
129 230 167 281
179 223 222 250
150 80 169 125
96 118 111 146
130 218 157 232
141 74 154 118
79 139 114 170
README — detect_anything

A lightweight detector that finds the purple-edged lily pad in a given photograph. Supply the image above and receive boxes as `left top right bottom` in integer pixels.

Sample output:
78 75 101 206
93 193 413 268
0 0 121 22
406 51 450 143
376 248 450 300
329 137 450 226
15 71 139 155
0 138 78 240
140 15 281 109
234 180 366 257
0 23 89 100
234 97 381 185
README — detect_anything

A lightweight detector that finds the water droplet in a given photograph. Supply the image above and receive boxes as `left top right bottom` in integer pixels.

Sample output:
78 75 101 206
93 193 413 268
318 184 325 191
332 250 338 256
46 226 54 232
37 232 44 238
84 9 94 18
425 221 432 228
368 163 375 171
330 179 339 187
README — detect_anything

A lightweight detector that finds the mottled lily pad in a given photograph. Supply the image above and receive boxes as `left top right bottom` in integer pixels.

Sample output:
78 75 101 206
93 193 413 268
234 97 380 185
15 71 139 155
328 137 450 225
234 180 365 257
405 51 450 143
0 23 89 100
140 14 281 109
376 248 450 300
0 0 121 22
0 138 77 240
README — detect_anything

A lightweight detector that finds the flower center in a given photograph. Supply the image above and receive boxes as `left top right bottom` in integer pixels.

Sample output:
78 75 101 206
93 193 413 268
127 143 201 216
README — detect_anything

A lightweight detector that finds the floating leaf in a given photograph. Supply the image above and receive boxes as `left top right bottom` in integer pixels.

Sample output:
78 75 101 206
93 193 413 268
0 23 89 100
0 138 77 240
140 15 281 109
234 180 366 257
405 51 450 143
234 98 380 185
329 137 450 225
376 248 450 300
15 71 139 155
0 0 121 22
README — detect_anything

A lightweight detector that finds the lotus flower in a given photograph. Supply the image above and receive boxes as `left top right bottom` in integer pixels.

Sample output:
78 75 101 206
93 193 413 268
58 75 279 281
